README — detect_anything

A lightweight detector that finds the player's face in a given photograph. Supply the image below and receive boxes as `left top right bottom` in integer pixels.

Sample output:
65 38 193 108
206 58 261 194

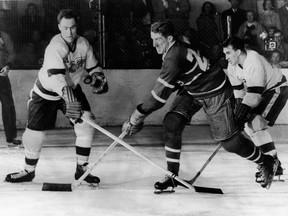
151 32 170 54
223 45 240 66
58 17 77 44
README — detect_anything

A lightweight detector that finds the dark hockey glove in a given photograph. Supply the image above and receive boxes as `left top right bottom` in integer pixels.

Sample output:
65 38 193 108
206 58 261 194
234 103 251 131
88 72 108 94
122 105 148 135
62 86 82 123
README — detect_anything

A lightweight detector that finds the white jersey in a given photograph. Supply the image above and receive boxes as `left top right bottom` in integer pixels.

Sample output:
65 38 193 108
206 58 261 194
227 50 287 108
33 34 101 100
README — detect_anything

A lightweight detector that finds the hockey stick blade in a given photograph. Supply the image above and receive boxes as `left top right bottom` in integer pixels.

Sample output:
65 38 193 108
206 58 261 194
42 183 72 192
178 180 223 194
193 185 223 194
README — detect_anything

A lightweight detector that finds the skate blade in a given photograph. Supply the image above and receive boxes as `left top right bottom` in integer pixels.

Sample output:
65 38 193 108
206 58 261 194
78 182 100 190
273 175 285 182
6 144 23 149
154 188 175 194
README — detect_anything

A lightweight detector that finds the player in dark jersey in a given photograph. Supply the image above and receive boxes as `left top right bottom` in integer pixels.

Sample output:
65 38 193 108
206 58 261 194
5 9 108 185
122 20 276 192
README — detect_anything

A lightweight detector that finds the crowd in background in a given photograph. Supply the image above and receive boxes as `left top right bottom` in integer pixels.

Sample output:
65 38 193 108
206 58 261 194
1 0 288 69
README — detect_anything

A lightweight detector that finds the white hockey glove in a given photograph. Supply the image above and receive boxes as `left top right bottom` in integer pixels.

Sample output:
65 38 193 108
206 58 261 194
62 86 82 123
122 106 148 135
84 72 108 94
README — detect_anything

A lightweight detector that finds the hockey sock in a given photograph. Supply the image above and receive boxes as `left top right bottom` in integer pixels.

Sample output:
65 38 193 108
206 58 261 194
23 128 46 172
163 113 186 175
76 146 91 165
250 130 277 157
221 132 265 164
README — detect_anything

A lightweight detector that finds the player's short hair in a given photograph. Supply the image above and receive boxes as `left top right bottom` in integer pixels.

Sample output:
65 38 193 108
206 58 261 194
57 9 79 24
222 36 246 52
151 20 175 38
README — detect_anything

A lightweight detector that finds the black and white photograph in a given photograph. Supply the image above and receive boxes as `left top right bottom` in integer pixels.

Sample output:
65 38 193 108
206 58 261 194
1 0 288 215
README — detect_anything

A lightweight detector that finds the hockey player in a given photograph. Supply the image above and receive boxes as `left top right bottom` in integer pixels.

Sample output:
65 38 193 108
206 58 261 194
122 20 277 192
222 36 288 181
5 9 108 184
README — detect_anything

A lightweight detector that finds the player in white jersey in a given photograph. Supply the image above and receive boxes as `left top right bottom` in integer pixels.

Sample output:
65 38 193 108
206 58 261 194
5 9 108 184
223 37 288 182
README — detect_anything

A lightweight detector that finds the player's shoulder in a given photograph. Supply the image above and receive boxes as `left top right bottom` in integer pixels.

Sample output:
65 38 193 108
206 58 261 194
47 34 68 51
245 49 262 62
227 63 237 74
76 36 90 45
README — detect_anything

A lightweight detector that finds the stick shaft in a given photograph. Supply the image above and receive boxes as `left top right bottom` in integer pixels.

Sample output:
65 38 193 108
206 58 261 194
188 143 221 185
81 117 194 190
72 131 126 189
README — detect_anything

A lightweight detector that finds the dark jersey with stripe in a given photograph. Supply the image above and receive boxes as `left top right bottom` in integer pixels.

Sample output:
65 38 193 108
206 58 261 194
141 40 228 114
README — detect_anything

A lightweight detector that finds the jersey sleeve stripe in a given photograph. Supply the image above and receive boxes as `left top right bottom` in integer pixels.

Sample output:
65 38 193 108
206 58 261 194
157 77 175 89
247 86 264 94
232 83 244 90
151 90 166 103
87 66 103 75
47 69 66 76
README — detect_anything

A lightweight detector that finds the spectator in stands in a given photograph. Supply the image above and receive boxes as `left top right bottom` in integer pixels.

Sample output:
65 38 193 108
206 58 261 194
237 10 265 52
131 0 153 29
165 0 191 35
273 30 288 67
269 50 282 68
130 0 153 55
17 30 48 68
221 0 246 39
196 1 220 48
21 2 43 43
0 29 21 147
151 0 167 21
259 0 281 31
277 0 288 43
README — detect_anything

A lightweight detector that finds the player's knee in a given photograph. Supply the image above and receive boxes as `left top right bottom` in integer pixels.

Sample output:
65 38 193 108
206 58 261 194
221 132 254 155
220 133 241 153
246 114 268 133
163 112 186 135
74 111 95 137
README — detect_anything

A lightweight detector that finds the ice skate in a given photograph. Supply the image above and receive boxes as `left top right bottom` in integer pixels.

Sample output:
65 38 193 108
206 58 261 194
154 175 176 194
255 155 278 189
75 163 100 187
154 175 189 194
5 170 35 183
7 138 22 149
256 159 284 182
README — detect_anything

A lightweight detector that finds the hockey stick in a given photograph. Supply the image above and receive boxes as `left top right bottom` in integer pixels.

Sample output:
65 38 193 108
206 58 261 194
80 117 223 194
42 131 127 192
185 143 223 194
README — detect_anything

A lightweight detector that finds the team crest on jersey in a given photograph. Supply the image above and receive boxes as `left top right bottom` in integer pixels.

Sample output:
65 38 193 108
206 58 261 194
63 57 85 73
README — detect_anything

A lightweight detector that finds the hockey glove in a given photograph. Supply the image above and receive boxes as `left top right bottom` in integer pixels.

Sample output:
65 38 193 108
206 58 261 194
62 86 82 123
234 103 251 131
89 72 108 94
122 105 148 135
